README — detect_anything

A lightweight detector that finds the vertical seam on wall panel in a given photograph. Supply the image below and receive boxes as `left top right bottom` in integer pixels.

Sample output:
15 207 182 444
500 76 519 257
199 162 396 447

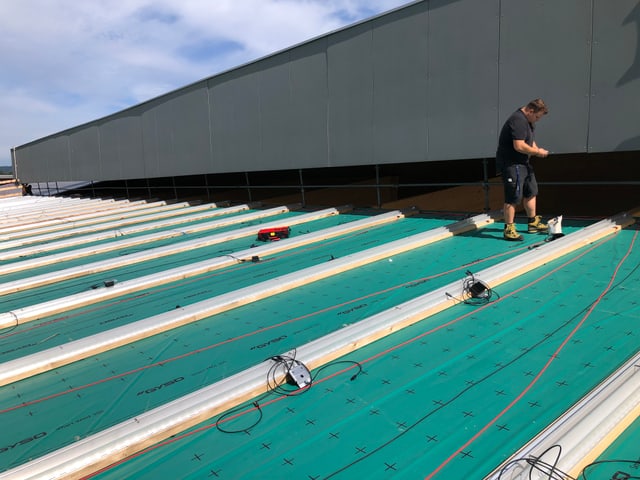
206 81 214 171
497 0 503 146
586 0 595 153
258 70 263 167
370 25 375 166
325 37 331 167
426 0 430 160
97 126 102 179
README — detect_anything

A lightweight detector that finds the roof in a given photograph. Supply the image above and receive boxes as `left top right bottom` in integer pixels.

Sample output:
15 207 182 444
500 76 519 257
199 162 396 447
0 195 639 479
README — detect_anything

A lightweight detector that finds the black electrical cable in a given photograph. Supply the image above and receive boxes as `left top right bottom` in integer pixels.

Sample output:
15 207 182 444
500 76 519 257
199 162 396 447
214 353 363 434
266 351 312 396
215 401 263 434
580 459 640 479
446 270 499 305
497 445 575 480
497 444 640 480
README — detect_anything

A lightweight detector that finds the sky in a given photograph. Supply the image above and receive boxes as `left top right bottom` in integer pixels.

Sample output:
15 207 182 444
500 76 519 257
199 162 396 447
0 0 415 167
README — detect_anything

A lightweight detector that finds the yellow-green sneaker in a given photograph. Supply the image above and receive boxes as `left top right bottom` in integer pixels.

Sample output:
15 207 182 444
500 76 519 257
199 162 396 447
528 215 548 233
504 223 523 241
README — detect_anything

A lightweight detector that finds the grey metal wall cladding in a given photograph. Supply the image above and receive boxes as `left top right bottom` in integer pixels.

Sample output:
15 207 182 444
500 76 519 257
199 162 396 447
143 85 212 177
590 0 640 152
12 0 640 183
99 115 145 179
427 0 499 160
210 65 262 172
499 0 593 154
69 126 100 179
371 7 429 165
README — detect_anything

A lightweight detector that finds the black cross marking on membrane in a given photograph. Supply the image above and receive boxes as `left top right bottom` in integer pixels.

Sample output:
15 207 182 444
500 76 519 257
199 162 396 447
261 442 272 450
433 400 445 406
282 458 294 466
208 469 222 477
524 370 534 376
496 424 510 431
384 462 398 471
414 362 423 368
325 387 334 393
459 450 474 458
495 390 506 396
329 432 340 439
438 371 447 376
306 419 316 426
465 379 475 386
346 398 356 404
382 379 392 385
426 434 438 443
370 409 381 416
396 421 408 429
529 401 541 408
355 446 367 454
467 354 476 360
583 362 594 368
604 345 615 351
286 407 296 414
556 380 569 387
406 389 416 394
462 411 474 418
192 453 204 462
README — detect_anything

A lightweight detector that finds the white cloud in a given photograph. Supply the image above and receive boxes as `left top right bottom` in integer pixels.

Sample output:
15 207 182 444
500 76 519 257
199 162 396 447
0 0 415 166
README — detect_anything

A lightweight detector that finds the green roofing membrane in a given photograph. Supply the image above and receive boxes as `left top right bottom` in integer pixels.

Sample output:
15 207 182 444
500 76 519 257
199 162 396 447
83 228 640 480
0 197 638 480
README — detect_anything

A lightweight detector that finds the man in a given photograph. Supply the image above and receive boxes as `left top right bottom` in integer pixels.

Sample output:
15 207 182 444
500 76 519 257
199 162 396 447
496 98 549 241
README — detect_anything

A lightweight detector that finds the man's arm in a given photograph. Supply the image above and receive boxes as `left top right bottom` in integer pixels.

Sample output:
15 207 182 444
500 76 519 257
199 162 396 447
513 139 549 158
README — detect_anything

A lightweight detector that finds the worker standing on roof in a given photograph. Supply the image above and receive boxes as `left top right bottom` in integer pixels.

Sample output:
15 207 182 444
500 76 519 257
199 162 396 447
496 98 550 241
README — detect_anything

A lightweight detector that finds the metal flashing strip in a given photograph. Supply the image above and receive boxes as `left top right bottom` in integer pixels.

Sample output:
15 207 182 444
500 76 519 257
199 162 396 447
484 350 640 480
0 200 167 236
0 205 291 279
0 204 250 260
0 211 496 387
0 201 209 243
0 210 405 329
0 207 337 295
0 212 632 480
0 198 116 224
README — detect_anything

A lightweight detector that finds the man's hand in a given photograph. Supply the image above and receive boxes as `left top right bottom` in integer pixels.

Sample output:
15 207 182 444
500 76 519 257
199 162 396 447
536 147 549 158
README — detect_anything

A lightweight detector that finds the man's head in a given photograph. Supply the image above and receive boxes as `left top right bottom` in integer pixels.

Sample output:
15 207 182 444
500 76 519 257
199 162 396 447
522 98 548 123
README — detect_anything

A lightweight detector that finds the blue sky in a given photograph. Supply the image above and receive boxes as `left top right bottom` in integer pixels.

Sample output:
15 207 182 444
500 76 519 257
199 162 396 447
0 0 414 166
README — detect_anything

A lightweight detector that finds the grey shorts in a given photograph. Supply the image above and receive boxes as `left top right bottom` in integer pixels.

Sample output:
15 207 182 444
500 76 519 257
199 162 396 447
502 164 538 204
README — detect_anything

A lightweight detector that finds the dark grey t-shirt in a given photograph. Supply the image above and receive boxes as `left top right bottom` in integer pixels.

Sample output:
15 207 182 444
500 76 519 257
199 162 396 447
496 109 534 170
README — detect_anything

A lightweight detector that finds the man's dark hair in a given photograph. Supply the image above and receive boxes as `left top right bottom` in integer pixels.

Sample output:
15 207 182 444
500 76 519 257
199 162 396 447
526 98 549 114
